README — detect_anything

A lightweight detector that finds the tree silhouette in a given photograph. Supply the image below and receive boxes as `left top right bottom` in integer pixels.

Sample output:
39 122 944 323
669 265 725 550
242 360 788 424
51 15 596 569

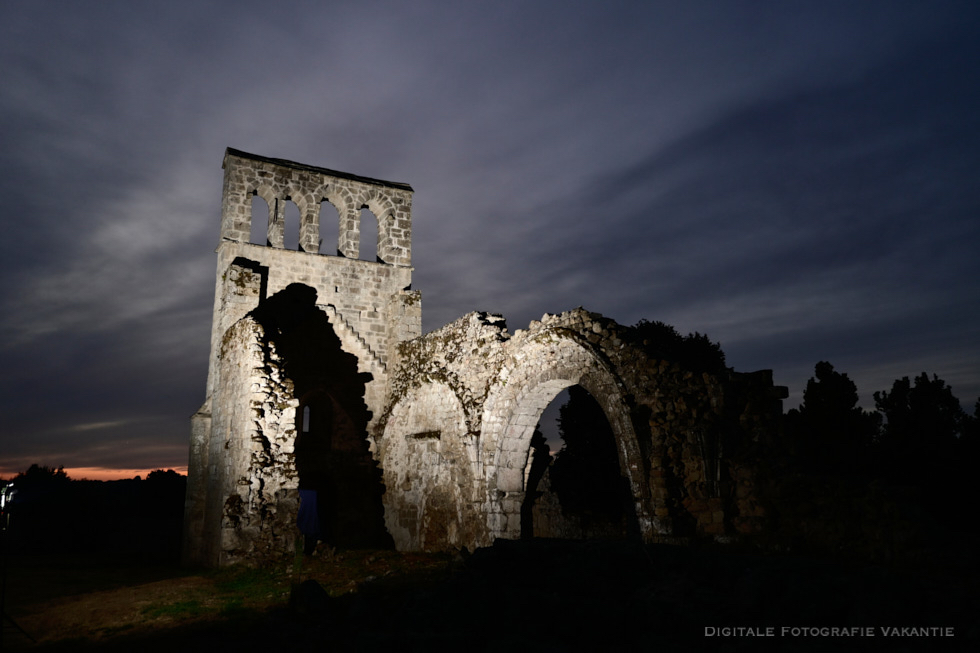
874 373 965 444
960 398 980 470
13 464 70 487
550 386 628 534
873 372 966 487
628 320 726 374
783 362 879 476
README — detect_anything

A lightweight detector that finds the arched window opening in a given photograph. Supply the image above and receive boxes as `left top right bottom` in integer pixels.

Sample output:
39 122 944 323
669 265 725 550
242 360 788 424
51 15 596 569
319 200 340 255
295 391 335 459
358 207 378 262
284 200 301 251
521 385 633 540
250 194 269 245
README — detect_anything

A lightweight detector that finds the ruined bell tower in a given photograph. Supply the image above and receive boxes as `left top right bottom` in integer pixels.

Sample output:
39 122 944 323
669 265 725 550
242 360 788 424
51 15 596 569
183 148 420 566
186 148 787 567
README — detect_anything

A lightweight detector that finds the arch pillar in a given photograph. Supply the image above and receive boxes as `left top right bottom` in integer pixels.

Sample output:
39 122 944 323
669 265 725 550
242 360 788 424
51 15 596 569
299 202 321 253
267 197 285 248
339 206 360 258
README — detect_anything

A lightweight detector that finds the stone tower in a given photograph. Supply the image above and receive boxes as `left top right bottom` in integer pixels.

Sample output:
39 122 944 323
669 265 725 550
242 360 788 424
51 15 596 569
183 148 420 566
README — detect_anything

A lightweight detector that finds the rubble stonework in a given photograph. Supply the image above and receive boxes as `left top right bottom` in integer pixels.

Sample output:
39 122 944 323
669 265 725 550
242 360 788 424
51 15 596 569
184 149 787 567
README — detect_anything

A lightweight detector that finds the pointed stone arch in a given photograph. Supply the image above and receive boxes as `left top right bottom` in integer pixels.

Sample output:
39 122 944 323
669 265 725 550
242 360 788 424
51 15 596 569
315 183 348 255
248 184 279 246
352 188 400 264
480 332 654 543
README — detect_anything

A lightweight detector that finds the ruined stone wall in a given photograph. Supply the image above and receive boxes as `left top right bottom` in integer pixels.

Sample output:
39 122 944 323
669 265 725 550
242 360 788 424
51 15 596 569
186 149 787 566
199 317 300 566
376 313 509 550
376 308 786 552
379 381 478 550
540 310 785 539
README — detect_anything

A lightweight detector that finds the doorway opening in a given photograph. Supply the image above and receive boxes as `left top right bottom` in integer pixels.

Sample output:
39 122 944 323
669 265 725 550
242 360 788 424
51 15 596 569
522 385 634 540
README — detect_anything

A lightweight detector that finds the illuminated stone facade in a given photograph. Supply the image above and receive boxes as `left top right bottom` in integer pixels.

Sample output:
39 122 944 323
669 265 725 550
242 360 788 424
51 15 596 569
184 149 786 567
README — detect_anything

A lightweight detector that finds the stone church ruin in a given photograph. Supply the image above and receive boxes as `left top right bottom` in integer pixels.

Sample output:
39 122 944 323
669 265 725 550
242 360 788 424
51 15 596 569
183 148 787 567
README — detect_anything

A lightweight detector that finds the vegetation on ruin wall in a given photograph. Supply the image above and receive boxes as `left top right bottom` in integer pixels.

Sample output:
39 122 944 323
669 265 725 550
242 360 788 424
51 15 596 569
380 309 773 538
379 312 508 436
380 308 979 560
583 319 739 537
622 319 727 375
596 320 978 559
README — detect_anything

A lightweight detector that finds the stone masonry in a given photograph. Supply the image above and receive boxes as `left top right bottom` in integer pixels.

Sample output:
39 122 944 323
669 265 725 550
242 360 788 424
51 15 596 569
183 149 787 567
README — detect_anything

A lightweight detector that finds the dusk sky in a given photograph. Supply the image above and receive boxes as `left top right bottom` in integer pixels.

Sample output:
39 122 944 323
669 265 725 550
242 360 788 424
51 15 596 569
2 1 978 480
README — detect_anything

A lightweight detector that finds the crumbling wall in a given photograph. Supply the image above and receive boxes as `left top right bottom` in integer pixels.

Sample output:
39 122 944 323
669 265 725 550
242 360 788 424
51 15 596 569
187 149 787 566
477 318 652 542
377 313 510 550
197 316 299 566
376 308 786 552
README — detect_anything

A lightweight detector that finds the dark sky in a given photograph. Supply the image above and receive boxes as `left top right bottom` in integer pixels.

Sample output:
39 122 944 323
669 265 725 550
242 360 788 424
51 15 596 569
2 1 978 479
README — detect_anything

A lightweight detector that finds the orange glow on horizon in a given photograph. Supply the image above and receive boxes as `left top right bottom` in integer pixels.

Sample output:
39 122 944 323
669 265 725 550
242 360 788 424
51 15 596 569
64 466 188 481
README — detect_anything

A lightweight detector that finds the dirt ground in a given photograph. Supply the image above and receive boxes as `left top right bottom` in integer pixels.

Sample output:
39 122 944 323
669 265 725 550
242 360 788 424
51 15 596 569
4 538 978 652
3 547 451 651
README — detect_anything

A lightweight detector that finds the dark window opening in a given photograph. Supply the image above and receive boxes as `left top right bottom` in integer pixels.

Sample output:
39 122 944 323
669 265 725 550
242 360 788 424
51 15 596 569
358 207 378 262
250 194 269 245
284 200 300 251
319 200 340 255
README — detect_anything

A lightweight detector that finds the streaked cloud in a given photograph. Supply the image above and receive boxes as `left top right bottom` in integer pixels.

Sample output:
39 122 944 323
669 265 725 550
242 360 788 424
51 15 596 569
0 1 977 476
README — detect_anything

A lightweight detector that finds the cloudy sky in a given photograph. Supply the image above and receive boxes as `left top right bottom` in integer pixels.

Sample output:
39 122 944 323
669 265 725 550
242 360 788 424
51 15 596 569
2 1 978 480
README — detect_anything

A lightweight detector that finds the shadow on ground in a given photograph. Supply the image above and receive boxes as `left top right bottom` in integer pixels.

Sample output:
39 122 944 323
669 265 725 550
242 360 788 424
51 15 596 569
5 537 978 652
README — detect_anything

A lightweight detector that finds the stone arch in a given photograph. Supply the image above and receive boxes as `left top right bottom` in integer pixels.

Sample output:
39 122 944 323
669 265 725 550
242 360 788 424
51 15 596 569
249 185 279 246
357 207 379 261
312 184 350 256
249 194 270 245
325 186 356 220
378 381 481 551
315 187 343 255
480 333 653 542
353 189 397 263
349 187 391 216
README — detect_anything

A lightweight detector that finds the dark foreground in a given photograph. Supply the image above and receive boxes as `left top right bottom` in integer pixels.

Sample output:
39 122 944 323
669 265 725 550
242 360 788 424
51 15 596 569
4 536 978 653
